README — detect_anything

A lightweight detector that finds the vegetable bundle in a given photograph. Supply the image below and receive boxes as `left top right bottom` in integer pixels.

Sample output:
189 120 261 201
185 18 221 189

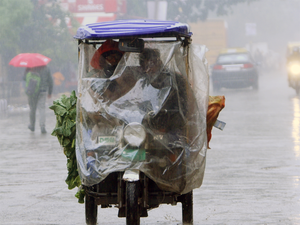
49 90 85 203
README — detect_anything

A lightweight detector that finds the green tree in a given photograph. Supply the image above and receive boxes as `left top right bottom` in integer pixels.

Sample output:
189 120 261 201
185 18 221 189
126 0 147 19
20 0 80 72
126 0 259 22
0 0 80 79
0 0 33 59
167 0 260 22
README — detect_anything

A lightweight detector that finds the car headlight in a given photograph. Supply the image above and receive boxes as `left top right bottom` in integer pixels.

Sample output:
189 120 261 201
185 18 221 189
123 122 146 147
288 63 300 76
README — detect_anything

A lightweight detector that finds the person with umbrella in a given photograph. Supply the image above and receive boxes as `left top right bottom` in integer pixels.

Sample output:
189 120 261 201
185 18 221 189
9 53 53 133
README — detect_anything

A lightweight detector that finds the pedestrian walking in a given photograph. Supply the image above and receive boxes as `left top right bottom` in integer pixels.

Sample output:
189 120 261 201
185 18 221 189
8 53 53 133
24 65 53 133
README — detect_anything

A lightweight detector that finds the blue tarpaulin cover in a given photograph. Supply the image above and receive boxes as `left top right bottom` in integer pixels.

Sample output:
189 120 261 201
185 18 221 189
74 20 192 40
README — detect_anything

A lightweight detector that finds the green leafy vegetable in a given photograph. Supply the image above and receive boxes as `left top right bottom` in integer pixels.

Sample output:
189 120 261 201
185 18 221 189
50 90 85 203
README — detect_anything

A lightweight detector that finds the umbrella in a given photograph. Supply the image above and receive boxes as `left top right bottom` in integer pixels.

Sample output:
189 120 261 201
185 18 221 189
9 53 51 68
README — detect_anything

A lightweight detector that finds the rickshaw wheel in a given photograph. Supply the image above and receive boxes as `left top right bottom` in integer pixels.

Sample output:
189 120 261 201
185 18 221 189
126 181 140 225
85 194 98 225
181 191 193 225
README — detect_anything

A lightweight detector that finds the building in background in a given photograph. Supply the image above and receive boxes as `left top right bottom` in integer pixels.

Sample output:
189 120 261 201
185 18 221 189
189 20 227 65
59 0 126 26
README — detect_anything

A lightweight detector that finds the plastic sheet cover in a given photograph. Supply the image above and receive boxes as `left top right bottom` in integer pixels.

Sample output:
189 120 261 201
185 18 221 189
76 41 209 194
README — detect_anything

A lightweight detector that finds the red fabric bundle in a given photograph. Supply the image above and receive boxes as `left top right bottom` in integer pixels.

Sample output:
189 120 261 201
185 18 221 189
206 96 225 148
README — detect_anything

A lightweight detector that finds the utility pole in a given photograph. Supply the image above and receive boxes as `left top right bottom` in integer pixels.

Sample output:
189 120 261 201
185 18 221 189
154 0 159 20
147 0 167 20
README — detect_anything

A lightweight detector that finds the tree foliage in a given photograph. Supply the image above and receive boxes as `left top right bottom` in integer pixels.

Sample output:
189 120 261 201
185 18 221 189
168 0 260 22
126 0 259 22
126 0 148 19
0 0 33 55
0 0 80 75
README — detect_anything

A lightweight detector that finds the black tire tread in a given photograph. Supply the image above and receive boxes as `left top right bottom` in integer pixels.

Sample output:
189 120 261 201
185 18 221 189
126 182 140 225
182 191 193 225
85 194 98 225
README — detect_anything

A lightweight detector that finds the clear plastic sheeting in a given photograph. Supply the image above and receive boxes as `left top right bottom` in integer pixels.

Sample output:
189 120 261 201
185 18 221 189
76 40 209 194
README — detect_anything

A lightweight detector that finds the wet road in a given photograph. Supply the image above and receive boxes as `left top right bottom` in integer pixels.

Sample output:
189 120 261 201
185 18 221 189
1 69 300 224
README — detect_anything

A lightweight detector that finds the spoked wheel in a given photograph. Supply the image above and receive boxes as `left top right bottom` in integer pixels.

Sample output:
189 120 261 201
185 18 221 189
85 193 98 225
126 181 140 225
181 191 193 225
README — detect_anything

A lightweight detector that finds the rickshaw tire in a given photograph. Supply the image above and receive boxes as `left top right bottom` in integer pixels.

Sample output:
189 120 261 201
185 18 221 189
182 191 193 225
126 181 140 225
85 194 98 225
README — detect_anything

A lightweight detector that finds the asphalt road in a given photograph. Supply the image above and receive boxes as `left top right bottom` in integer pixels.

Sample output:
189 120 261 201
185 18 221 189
0 68 299 225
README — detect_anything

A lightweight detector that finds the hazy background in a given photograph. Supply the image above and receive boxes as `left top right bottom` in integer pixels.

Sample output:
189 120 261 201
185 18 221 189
1 0 299 108
214 0 300 56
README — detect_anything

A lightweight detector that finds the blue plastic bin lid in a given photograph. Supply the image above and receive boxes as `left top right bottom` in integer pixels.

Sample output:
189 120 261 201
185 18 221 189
74 20 192 40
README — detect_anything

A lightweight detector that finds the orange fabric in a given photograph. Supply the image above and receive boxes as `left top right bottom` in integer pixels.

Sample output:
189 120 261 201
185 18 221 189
90 40 124 69
206 96 225 148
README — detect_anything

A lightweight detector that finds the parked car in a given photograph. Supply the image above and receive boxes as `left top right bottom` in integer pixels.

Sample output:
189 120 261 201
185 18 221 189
211 48 259 91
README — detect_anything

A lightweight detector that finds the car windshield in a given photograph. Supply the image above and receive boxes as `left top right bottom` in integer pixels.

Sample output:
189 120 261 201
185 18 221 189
217 53 250 64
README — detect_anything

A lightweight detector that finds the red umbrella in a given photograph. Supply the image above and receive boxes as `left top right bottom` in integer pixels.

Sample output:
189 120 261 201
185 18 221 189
9 53 51 68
